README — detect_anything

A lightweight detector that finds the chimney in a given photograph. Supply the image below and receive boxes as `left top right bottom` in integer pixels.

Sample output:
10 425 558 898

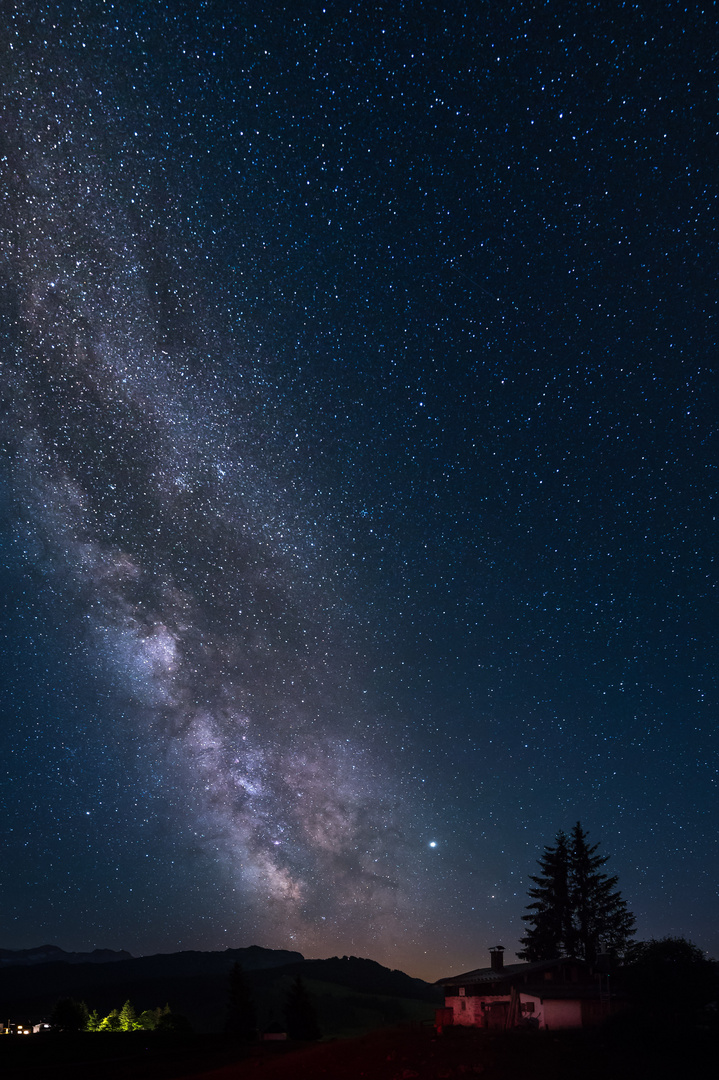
489 946 505 972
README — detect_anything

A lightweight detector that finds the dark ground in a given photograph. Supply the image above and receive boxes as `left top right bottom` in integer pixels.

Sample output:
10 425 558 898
0 1022 711 1080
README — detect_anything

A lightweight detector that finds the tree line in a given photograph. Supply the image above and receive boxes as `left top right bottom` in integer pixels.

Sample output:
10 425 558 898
48 967 321 1041
50 998 189 1033
225 966 321 1041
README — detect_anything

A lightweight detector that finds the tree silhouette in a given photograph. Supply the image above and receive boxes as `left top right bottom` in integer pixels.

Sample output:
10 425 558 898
519 821 635 962
50 998 89 1032
224 961 258 1041
517 829 572 961
155 1009 192 1033
284 975 321 1041
622 936 717 1030
570 822 635 962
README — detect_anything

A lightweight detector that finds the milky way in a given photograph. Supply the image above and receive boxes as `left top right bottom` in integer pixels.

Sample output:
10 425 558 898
1 27 424 961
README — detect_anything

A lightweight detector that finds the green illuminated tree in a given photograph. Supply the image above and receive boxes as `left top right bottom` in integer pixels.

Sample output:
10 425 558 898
98 1009 122 1032
86 1009 101 1032
119 999 140 1031
137 1008 162 1030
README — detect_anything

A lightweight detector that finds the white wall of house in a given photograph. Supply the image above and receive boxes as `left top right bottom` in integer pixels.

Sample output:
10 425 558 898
542 998 583 1029
445 991 584 1031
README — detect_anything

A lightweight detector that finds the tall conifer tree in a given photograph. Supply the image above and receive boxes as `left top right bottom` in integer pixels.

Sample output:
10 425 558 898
119 1000 138 1031
518 822 635 962
284 975 321 1041
518 830 572 961
224 962 258 1041
569 821 635 962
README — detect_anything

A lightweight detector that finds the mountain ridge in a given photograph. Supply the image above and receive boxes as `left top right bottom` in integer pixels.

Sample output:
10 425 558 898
0 945 133 967
0 944 441 1030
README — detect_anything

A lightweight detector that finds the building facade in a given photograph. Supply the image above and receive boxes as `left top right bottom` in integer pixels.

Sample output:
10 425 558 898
437 946 612 1031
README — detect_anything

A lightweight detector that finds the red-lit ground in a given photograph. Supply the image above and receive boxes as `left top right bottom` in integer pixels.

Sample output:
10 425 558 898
0 1023 703 1080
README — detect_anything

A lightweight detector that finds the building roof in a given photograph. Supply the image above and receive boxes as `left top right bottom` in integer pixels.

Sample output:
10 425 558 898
436 957 587 987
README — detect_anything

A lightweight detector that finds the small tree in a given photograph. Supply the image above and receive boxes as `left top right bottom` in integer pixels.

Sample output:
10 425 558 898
224 961 258 1041
155 1010 192 1033
284 975 321 1041
137 1008 162 1031
86 1009 101 1032
97 1009 122 1032
119 1000 139 1031
622 937 717 1029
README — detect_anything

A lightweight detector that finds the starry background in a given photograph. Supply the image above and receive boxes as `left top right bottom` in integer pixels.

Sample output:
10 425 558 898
0 0 717 980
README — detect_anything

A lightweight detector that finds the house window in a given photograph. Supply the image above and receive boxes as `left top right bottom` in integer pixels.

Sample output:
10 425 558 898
461 1000 466 1011
521 1002 535 1013
459 987 465 996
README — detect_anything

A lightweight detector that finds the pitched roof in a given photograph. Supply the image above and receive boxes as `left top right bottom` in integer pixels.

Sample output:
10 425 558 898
436 957 586 987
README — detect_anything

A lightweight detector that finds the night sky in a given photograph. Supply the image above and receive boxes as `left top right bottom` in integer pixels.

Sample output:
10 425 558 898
1 1 717 980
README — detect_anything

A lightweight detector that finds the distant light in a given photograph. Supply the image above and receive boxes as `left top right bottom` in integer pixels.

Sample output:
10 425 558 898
429 841 437 848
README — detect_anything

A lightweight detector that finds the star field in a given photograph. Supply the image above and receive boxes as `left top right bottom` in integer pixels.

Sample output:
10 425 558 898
0 1 717 979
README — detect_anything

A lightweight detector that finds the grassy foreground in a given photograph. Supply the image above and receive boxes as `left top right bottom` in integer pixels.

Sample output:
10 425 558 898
0 1021 710 1080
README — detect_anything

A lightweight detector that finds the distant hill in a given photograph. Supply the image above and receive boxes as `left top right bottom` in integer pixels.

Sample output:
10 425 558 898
0 945 441 1034
0 944 303 1015
0 945 133 967
270 955 440 1003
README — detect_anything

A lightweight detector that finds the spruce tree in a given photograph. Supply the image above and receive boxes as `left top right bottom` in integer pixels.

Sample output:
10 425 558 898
137 1008 161 1031
518 830 572 961
284 975 321 1041
86 1009 101 1032
119 1000 138 1031
224 962 258 1041
519 822 635 963
97 1009 122 1032
570 821 635 962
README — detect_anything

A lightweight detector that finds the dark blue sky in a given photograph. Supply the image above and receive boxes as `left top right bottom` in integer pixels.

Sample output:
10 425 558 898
1 1 716 979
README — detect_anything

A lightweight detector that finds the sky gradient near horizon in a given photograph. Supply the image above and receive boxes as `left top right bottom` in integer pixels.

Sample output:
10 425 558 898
1 1 717 980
